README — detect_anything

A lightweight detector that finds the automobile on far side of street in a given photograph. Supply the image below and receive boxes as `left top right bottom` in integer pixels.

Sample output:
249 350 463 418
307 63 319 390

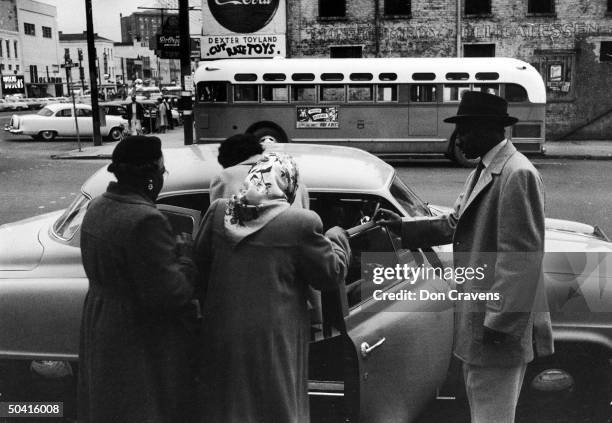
0 98 29 111
4 103 127 141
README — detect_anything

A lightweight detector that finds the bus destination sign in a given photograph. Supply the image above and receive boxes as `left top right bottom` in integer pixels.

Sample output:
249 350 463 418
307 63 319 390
296 106 339 129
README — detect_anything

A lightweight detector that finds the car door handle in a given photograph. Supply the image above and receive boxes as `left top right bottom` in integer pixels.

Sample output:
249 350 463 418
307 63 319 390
360 337 386 358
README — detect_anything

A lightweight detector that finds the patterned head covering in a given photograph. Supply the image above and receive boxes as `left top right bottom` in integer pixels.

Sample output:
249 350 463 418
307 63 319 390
224 153 300 245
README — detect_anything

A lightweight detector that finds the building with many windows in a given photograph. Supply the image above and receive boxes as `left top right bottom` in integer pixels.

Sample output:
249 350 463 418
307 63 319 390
285 0 612 139
0 0 23 97
59 31 116 98
16 0 62 97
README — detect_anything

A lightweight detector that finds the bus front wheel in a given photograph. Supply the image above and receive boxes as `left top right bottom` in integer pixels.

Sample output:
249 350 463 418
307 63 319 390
252 127 286 145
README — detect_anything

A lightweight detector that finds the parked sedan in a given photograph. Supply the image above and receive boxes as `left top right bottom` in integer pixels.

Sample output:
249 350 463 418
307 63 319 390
0 144 610 422
0 98 29 111
4 103 127 141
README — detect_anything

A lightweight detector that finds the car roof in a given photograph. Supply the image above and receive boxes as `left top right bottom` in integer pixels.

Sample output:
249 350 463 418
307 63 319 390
81 143 395 199
44 102 89 111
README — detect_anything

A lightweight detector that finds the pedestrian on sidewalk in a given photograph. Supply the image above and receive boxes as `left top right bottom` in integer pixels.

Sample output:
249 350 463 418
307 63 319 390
376 91 554 423
164 97 174 130
156 98 168 134
78 136 198 423
126 96 144 135
193 152 350 423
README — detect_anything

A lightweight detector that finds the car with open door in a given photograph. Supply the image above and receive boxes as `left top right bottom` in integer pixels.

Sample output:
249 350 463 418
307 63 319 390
0 143 610 422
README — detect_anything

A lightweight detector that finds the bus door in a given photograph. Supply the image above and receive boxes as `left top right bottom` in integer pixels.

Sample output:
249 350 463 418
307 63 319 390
408 84 443 152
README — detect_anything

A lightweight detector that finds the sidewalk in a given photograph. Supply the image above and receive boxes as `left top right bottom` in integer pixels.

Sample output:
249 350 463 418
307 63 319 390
51 129 612 160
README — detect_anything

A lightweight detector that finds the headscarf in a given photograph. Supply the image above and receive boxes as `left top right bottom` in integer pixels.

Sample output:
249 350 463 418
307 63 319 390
224 153 300 246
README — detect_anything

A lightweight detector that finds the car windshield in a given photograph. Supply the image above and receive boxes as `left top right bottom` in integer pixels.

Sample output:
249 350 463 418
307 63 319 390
52 194 90 241
390 175 431 217
37 107 54 117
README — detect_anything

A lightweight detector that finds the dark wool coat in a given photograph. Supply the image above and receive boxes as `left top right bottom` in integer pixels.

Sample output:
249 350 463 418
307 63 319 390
193 199 350 423
78 182 196 423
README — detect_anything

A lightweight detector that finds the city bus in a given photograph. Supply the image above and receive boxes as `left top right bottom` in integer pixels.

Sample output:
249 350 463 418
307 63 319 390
193 57 546 166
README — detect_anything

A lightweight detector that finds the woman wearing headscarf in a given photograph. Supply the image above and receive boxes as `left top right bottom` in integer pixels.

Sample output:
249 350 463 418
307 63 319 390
78 136 197 423
194 153 350 423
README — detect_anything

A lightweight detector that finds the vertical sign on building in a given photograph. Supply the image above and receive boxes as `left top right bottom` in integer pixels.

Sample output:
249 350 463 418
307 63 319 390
201 0 286 59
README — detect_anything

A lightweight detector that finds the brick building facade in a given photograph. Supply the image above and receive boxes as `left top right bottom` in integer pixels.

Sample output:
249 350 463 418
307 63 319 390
286 0 612 140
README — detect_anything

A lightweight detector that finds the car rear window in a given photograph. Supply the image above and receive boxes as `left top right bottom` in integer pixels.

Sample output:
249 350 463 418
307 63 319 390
37 107 54 117
52 194 90 241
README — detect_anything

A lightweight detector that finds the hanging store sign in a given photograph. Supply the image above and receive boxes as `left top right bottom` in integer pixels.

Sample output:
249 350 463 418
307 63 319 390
207 0 280 33
202 0 286 58
1 75 26 95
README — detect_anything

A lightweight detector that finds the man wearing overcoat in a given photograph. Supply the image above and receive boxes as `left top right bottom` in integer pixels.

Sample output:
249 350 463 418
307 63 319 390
377 91 554 422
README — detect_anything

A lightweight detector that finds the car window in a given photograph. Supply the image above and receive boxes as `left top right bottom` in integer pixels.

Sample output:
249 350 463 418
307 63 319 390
309 192 397 231
157 192 210 214
390 175 431 217
37 107 54 117
55 108 73 117
76 108 93 117
52 194 90 241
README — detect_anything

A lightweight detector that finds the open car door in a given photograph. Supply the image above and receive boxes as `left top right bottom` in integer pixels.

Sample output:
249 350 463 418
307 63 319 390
157 204 202 238
309 222 455 423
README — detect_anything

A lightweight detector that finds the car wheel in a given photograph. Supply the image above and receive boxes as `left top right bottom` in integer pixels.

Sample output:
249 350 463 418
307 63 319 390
108 127 123 142
39 130 56 141
252 127 286 145
449 131 478 168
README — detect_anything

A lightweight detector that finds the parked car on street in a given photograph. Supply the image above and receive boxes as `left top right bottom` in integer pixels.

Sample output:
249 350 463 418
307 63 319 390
0 144 610 422
0 98 29 111
3 103 127 141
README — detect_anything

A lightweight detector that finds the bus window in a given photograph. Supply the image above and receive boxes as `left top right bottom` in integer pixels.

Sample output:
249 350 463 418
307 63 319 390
443 84 470 102
473 84 500 96
197 82 227 102
410 84 437 102
234 84 259 102
376 85 398 102
291 85 316 102
504 84 528 102
320 85 345 102
348 85 373 102
262 85 288 102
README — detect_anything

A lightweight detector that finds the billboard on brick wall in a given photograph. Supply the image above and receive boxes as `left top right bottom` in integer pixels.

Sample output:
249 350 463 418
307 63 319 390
201 0 286 59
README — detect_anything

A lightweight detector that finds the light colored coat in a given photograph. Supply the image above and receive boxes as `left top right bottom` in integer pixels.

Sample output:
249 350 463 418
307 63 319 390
193 199 350 423
401 141 554 366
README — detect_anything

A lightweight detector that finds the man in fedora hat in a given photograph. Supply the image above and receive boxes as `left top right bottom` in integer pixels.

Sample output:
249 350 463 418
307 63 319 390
376 91 553 423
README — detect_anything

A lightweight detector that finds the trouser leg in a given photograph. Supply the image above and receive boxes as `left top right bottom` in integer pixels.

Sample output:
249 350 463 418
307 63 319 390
462 361 527 423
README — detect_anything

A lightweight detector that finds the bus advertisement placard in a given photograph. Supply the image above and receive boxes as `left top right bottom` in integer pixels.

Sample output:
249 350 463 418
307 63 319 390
296 106 339 128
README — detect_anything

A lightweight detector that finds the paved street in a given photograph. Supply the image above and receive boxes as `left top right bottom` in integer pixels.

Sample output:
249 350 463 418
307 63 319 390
1 111 611 422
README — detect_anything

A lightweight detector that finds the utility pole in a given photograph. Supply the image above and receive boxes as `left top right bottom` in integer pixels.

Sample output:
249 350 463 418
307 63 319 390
85 0 102 146
179 0 193 145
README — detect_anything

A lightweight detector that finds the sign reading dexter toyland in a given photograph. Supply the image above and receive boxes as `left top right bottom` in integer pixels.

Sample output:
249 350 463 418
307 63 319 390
202 0 286 59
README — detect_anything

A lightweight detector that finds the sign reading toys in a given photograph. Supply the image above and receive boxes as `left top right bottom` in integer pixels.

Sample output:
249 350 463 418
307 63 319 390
202 0 286 59
1 75 26 95
296 107 339 129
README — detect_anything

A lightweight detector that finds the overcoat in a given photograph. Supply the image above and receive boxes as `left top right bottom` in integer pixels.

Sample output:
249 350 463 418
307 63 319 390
400 141 554 366
193 199 350 423
126 101 145 122
78 182 196 423
156 102 168 129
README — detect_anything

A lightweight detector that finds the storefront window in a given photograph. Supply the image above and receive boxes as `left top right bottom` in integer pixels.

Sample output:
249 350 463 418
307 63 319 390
532 50 575 101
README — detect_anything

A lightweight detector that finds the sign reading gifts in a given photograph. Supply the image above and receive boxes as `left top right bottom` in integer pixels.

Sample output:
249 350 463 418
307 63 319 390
202 0 286 59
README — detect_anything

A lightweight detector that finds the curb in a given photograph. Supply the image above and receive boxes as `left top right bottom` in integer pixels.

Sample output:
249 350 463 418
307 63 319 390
541 154 612 161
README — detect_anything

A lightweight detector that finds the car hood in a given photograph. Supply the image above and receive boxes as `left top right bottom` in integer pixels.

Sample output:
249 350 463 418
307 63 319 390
0 213 51 270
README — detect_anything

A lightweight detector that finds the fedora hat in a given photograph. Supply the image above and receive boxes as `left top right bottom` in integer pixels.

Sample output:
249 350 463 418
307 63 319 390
444 91 518 126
